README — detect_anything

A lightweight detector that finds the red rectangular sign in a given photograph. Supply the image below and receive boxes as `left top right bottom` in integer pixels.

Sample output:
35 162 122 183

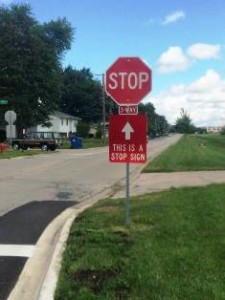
109 114 147 163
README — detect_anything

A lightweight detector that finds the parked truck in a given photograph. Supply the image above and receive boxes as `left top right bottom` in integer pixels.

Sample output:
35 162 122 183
11 131 61 151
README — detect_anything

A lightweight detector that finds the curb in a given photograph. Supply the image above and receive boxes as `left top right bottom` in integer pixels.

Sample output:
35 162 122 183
8 156 147 299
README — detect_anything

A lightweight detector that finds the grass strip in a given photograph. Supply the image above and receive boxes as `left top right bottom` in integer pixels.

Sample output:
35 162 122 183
0 149 51 159
55 184 225 300
144 134 225 172
60 138 108 149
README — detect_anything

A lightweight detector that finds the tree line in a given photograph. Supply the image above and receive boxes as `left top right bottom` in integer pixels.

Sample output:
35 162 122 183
0 3 171 139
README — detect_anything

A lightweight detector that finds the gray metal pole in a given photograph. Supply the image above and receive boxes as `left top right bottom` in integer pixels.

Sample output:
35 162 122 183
125 162 130 226
9 125 12 148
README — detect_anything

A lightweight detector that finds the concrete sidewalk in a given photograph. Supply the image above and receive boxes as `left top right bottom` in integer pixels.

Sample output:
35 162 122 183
113 170 225 198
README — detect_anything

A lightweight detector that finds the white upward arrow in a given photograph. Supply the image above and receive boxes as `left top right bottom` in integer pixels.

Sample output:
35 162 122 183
122 122 134 140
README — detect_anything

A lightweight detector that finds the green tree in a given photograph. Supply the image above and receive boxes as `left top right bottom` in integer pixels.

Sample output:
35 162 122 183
0 4 73 136
158 115 170 135
175 108 196 134
139 102 169 137
60 67 103 123
220 126 225 135
76 121 90 138
139 102 155 136
95 125 103 139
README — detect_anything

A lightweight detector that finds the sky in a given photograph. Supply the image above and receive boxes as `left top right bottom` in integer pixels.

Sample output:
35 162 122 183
1 0 225 127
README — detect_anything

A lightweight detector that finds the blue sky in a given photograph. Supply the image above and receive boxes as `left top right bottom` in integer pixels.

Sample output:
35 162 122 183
2 0 225 126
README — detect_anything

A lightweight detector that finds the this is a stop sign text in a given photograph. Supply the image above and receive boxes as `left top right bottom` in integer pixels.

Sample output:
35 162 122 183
105 57 152 106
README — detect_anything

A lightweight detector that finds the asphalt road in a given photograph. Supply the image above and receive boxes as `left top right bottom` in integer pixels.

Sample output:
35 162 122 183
0 134 181 299
0 147 137 217
0 134 181 217
0 201 74 300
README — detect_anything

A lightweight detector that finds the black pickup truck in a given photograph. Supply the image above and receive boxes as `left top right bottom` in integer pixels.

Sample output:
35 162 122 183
11 131 61 151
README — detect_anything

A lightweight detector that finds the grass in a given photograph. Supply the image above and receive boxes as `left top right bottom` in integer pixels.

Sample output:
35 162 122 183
83 138 108 149
59 138 108 149
0 148 50 159
144 134 225 172
55 184 225 300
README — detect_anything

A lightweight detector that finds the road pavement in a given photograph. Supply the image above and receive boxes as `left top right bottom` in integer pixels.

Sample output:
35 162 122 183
0 201 74 300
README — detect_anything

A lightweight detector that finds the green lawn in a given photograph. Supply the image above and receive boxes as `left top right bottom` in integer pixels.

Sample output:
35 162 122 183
55 184 225 300
55 134 225 299
0 149 50 159
60 138 108 149
144 134 225 172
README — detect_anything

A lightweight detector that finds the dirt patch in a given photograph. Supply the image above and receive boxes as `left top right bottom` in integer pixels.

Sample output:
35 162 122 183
75 267 130 298
75 268 119 293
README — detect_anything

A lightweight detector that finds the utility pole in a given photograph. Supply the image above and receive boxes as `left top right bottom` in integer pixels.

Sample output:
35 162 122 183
102 74 106 145
95 74 106 145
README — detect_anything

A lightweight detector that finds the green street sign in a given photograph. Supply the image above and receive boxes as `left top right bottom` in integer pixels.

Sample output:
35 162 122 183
0 99 8 105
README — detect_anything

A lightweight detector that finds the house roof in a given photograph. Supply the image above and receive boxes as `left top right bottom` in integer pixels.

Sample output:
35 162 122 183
53 111 81 120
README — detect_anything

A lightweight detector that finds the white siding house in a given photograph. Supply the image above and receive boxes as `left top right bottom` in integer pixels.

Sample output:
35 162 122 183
206 126 222 134
28 111 81 138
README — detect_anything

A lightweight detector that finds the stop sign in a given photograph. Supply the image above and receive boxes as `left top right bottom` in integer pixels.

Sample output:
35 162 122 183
105 57 152 106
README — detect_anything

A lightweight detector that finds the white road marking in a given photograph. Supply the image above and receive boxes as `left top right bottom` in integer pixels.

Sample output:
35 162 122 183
0 245 35 257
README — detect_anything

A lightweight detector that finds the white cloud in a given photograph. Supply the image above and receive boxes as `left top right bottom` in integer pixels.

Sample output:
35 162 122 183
147 69 225 127
157 46 190 73
162 10 185 25
157 43 222 74
187 43 221 60
189 69 221 92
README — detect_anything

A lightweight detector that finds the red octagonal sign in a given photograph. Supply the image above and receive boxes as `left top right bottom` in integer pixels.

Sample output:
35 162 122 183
105 57 152 106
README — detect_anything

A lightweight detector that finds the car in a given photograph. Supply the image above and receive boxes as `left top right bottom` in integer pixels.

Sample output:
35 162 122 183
11 131 61 151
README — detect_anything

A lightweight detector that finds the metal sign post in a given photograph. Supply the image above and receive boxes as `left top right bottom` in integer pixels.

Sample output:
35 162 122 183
125 162 130 226
105 57 152 227
5 110 17 146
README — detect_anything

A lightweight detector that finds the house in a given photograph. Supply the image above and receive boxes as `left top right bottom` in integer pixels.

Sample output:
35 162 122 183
206 126 222 134
28 111 81 138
